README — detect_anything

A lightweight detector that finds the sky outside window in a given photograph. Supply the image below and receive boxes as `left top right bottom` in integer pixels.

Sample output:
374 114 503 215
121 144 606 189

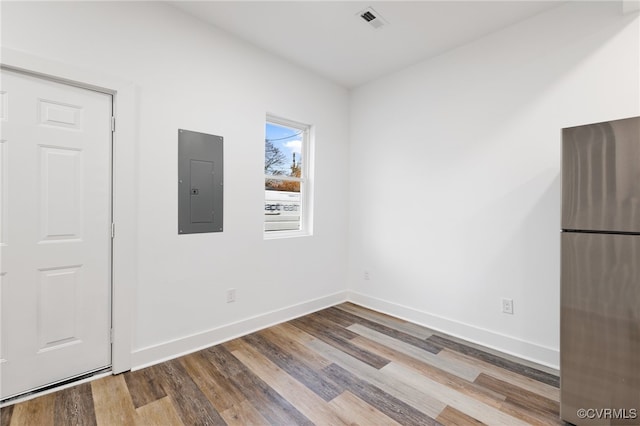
265 122 303 176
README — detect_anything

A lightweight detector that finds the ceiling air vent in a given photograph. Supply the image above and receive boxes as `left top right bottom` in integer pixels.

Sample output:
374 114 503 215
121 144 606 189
358 7 388 30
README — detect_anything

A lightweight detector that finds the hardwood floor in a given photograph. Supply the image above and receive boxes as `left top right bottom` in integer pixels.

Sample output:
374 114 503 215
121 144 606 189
1 303 562 425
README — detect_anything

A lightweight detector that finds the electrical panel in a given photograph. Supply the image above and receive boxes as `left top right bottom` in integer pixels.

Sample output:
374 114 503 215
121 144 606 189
178 129 223 234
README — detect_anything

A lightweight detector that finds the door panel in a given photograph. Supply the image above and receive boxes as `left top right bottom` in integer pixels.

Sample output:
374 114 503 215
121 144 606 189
562 116 640 233
561 232 640 425
38 266 82 350
0 273 6 365
0 69 112 399
40 146 83 241
0 139 6 247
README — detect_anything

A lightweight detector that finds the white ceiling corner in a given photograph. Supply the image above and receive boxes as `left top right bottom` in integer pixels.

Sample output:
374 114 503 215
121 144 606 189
623 0 640 13
169 1 566 88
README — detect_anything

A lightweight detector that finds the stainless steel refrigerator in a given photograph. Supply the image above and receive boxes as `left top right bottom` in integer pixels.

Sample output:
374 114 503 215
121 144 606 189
561 116 640 425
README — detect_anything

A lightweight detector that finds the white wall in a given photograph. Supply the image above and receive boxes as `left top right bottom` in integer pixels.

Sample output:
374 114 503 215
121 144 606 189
348 1 640 368
2 1 350 366
3 0 639 372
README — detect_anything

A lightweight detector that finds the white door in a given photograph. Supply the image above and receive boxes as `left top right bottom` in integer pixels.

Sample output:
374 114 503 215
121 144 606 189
0 69 112 400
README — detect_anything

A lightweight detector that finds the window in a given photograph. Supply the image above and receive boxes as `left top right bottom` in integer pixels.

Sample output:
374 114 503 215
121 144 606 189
264 115 311 236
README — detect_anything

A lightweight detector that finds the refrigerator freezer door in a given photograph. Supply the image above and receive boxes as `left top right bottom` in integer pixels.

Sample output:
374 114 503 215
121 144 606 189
562 116 640 233
561 232 640 425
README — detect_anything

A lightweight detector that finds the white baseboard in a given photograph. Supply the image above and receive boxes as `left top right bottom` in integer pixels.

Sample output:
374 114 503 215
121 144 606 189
347 291 560 370
131 291 348 370
131 289 559 372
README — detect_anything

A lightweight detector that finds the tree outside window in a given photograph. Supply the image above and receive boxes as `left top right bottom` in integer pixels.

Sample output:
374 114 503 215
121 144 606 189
264 117 310 234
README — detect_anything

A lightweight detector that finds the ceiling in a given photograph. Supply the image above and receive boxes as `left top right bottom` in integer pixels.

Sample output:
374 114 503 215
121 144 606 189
170 1 565 88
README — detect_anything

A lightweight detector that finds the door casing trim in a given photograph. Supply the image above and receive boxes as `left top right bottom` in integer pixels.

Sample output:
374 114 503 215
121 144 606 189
1 47 136 375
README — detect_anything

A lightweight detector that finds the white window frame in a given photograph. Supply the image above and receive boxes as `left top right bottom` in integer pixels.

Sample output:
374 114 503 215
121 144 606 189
264 114 313 239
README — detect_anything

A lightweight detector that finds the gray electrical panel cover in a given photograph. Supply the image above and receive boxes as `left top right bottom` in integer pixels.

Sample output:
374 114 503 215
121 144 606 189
178 129 223 234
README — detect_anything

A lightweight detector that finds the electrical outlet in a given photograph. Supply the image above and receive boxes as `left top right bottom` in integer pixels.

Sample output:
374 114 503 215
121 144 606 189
364 271 370 280
227 288 236 303
502 298 514 315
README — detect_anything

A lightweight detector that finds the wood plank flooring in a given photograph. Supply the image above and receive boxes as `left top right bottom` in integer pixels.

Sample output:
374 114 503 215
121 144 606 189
1 303 563 425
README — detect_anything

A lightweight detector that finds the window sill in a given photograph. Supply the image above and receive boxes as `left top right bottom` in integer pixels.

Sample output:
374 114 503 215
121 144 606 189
263 230 312 240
